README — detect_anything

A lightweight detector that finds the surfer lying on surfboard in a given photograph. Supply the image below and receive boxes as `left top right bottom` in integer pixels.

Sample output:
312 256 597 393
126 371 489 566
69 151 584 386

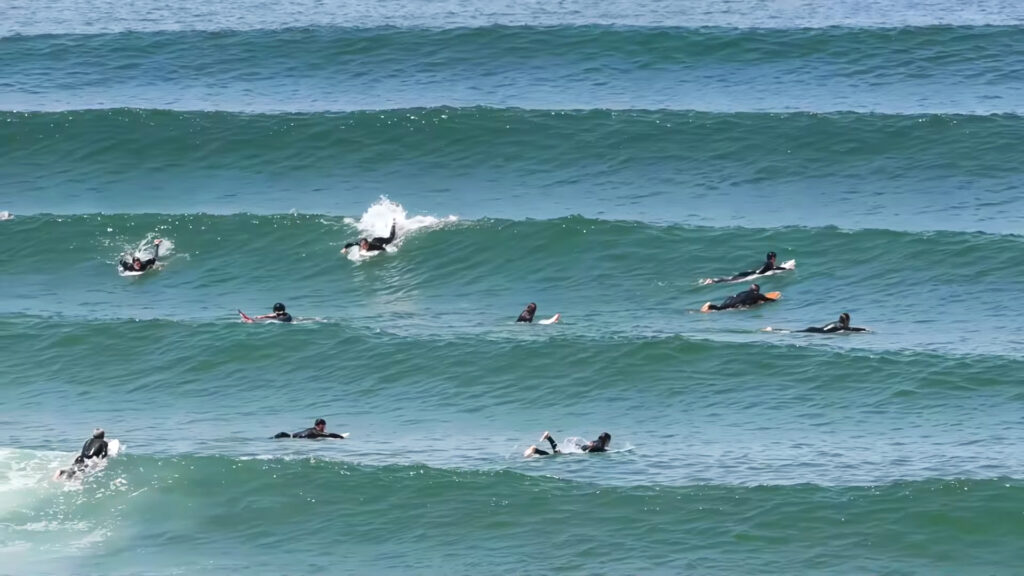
515 302 560 324
241 302 293 323
341 220 397 254
524 431 611 457
701 283 779 312
701 251 791 284
798 313 867 333
273 418 347 439
119 238 162 272
55 428 109 479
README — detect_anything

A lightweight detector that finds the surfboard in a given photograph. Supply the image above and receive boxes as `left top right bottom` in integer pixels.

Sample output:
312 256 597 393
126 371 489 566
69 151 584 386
538 313 560 325
344 246 387 262
238 309 255 323
701 291 781 313
699 259 796 285
118 269 147 277
53 439 121 481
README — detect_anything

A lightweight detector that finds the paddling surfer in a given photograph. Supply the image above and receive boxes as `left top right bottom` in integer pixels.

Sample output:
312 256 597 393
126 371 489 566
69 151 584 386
523 431 611 457
798 312 867 333
56 428 109 479
342 220 397 254
251 302 293 323
119 239 162 272
702 283 775 311
273 418 346 439
704 251 788 284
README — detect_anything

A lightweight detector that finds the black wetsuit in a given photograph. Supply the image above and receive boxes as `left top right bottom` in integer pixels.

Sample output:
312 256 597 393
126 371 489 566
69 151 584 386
272 312 293 323
532 435 607 456
711 259 787 283
799 322 867 333
58 437 108 478
274 427 345 439
516 308 536 323
343 223 396 252
75 437 108 464
706 288 772 311
119 244 160 272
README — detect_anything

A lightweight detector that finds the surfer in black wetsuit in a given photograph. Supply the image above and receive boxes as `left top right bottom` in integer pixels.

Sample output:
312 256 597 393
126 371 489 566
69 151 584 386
56 428 109 479
523 431 611 457
119 239 162 272
703 283 775 311
342 221 397 254
798 313 867 333
253 302 293 323
273 418 346 439
705 251 789 284
516 303 537 323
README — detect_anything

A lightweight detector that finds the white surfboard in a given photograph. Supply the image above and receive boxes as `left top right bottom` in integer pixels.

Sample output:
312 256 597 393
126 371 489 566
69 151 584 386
538 313 561 325
344 247 387 262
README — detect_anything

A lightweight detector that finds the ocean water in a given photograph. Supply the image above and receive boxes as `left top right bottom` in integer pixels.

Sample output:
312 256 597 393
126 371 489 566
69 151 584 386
2 1 1023 574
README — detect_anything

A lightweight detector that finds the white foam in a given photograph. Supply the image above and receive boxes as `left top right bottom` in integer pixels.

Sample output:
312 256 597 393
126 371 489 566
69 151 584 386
341 196 457 253
0 210 13 221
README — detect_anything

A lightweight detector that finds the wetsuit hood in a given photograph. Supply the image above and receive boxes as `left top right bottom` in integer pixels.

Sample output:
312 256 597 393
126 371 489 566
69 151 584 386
92 428 105 439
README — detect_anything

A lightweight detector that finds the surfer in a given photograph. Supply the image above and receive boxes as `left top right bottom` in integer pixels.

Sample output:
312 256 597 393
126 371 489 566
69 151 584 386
702 283 775 311
516 302 537 323
273 418 346 439
119 239 162 272
704 251 788 284
523 431 611 457
251 302 293 323
56 428 109 479
342 220 397 254
798 312 867 333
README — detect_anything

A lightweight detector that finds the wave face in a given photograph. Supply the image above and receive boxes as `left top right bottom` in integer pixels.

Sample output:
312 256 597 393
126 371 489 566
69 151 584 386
3 26 1024 113
3 453 1023 575
4 0 1024 574
2 109 1023 232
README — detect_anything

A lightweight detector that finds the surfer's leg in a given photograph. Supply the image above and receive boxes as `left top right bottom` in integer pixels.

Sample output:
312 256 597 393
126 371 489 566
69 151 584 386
541 431 559 453
272 432 292 439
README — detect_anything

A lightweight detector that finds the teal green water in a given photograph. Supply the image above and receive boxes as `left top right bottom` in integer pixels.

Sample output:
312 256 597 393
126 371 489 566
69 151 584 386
2 2 1024 574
